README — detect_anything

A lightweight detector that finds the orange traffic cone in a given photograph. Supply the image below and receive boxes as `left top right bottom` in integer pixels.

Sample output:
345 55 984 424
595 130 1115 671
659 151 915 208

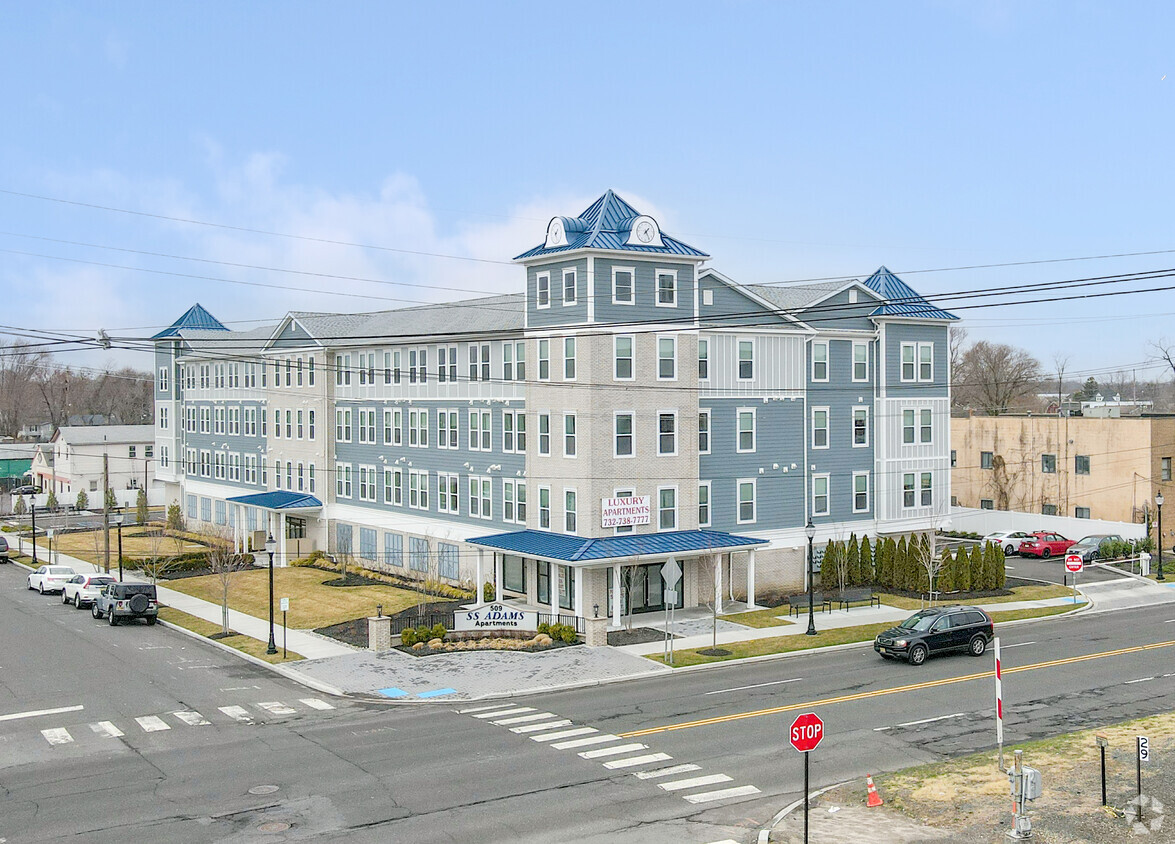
866 774 883 807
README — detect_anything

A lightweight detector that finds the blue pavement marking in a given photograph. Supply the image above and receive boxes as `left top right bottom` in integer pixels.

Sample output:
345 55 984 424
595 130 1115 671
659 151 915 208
378 688 409 698
417 688 457 699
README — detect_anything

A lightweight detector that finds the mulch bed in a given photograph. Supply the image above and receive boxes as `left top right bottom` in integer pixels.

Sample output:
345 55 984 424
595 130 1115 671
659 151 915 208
607 627 673 646
316 618 368 648
397 638 577 657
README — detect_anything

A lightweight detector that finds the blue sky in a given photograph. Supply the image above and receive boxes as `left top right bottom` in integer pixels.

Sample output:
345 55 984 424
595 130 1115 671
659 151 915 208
4 1 1175 380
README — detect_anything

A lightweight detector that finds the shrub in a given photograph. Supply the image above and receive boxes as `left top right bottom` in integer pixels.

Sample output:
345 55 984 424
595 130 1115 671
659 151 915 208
104 487 117 511
13 497 25 516
938 547 954 593
557 624 577 644
537 622 551 635
430 623 447 640
969 545 985 591
46 489 58 510
401 627 418 647
483 580 496 603
165 501 184 531
860 536 873 584
76 489 89 510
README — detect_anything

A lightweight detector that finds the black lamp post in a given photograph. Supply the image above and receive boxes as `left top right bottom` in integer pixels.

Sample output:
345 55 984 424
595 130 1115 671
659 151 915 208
29 496 37 567
805 519 817 636
116 513 124 581
1156 492 1165 581
265 534 278 654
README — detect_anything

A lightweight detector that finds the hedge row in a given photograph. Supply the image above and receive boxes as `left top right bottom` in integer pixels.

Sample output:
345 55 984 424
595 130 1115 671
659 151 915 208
821 533 1005 594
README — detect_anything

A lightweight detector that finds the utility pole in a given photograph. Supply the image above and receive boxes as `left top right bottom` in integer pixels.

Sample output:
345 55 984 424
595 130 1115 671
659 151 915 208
102 450 111 574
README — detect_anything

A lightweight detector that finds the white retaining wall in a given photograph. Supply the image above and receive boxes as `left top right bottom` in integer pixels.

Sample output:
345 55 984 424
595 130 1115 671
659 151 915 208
949 506 1145 541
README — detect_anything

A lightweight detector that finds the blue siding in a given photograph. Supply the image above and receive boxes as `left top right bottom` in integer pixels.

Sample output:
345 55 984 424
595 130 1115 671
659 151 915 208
271 320 317 349
526 258 589 328
594 258 695 327
184 400 268 491
154 345 174 401
808 339 875 525
698 273 791 328
884 323 949 398
799 289 878 332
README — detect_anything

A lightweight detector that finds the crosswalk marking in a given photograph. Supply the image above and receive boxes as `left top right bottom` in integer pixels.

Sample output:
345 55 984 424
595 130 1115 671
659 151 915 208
257 702 297 716
472 707 534 719
578 743 647 760
90 721 124 738
634 764 701 780
458 703 508 714
299 698 335 711
659 774 733 792
172 710 210 726
531 727 596 742
511 719 572 734
603 752 673 770
135 716 170 732
41 727 73 745
684 785 761 804
492 712 556 725
219 706 254 722
551 734 620 750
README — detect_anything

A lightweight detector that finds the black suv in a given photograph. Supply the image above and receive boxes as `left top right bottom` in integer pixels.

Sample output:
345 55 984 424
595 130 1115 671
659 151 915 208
874 605 994 665
92 583 159 626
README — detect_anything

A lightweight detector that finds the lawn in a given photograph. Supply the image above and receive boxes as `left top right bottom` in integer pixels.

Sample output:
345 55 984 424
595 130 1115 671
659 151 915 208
164 566 427 629
34 528 208 567
719 606 796 628
874 583 1073 611
647 603 1084 667
157 606 304 663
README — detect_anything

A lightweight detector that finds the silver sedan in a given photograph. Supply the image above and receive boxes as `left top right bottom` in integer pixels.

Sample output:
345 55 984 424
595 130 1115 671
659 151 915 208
26 565 78 594
62 573 117 608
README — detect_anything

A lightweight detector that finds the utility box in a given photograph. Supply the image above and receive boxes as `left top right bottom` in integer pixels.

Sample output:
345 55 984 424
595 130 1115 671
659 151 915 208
1008 766 1043 801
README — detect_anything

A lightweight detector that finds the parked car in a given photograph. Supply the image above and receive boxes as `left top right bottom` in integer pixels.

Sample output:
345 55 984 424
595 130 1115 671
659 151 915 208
26 565 78 594
12 484 40 496
983 531 1033 556
92 582 158 626
1068 534 1124 563
874 605 995 665
1017 532 1076 559
0 535 8 562
62 574 117 609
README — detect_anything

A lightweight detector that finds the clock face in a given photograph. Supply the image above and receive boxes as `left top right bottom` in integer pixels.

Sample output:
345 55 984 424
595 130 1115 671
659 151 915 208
548 219 564 244
635 221 655 243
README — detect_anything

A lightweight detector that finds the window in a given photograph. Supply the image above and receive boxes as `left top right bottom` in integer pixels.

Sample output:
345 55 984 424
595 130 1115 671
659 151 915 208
502 342 514 381
901 343 916 382
468 410 490 451
1164 457 1172 482
812 407 829 449
513 341 525 380
336 463 352 498
563 413 577 457
129 444 137 459
214 407 225 435
336 409 352 442
614 413 634 457
658 487 677 530
951 449 957 467
562 268 577 305
359 466 377 502
612 267 634 304
409 537 429 572
614 336 634 380
538 486 551 529
410 409 429 447
698 409 711 454
410 348 428 383
538 339 550 381
503 480 526 524
437 346 457 382
737 409 755 452
308 357 315 386
920 472 933 506
920 408 933 444
214 452 226 480
503 411 525 453
812 341 828 382
981 451 994 470
563 337 576 380
852 341 868 381
853 471 869 513
386 468 402 505
738 339 754 380
902 409 915 444
336 354 351 386
309 464 316 493
469 476 491 520
657 412 676 455
564 489 577 533
980 498 994 510
437 472 459 514
853 407 868 447
438 543 459 580
408 470 429 510
737 479 756 524
656 269 677 306
385 533 403 567
919 343 933 381
285 409 292 439
438 410 458 449
1042 503 1058 516
503 555 526 593
698 338 709 380
536 272 550 308
902 473 916 508
538 413 551 456
1076 506 1091 519
358 409 375 443
297 358 305 387
393 350 401 384
1075 455 1090 475
657 336 676 380
1042 454 1057 474
158 366 168 392
812 474 830 516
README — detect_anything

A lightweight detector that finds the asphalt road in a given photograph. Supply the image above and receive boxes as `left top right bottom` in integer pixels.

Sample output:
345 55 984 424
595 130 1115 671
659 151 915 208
3 562 1175 843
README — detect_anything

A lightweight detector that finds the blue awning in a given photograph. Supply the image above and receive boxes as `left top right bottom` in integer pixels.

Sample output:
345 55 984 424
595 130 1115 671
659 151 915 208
225 491 322 510
467 529 767 564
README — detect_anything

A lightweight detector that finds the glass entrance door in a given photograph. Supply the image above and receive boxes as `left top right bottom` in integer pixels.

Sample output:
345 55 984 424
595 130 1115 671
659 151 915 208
608 562 686 616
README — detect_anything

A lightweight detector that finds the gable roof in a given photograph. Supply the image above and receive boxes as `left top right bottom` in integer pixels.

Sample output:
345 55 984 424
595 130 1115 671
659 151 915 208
152 304 228 339
514 190 708 261
863 266 958 320
51 425 156 446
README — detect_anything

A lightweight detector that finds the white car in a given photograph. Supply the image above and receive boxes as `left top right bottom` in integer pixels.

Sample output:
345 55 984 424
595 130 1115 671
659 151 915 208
27 565 78 594
61 573 117 609
983 531 1033 556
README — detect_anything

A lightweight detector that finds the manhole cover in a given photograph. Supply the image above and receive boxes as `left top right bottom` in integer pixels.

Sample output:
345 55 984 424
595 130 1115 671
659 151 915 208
257 821 291 833
249 785 280 795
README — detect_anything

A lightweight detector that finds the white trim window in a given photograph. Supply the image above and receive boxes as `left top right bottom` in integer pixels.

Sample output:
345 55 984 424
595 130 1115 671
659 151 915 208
852 341 868 381
852 471 870 513
408 469 429 510
437 345 458 383
214 452 226 480
901 341 936 383
919 408 933 444
308 464 316 493
385 468 403 506
902 473 916 508
538 413 551 456
409 409 429 448
920 471 933 507
467 343 490 382
537 485 551 529
812 407 829 449
438 410 458 449
853 407 869 447
698 481 711 527
901 343 916 382
536 271 550 308
437 472 459 514
336 409 352 443
158 366 169 392
614 412 634 457
698 409 711 454
538 339 550 381
737 479 756 524
392 409 403 446
657 335 677 380
612 266 634 305
698 338 709 380
737 408 756 453
738 339 754 380
657 486 677 530
336 463 353 499
503 410 526 453
919 342 934 382
158 406 169 431
359 466 378 502
614 335 634 380
214 407 225 435
358 409 376 444
812 341 829 382
502 341 524 381
655 269 677 307
229 453 241 482
564 488 577 533
468 410 491 451
902 409 915 444
657 411 677 456
383 409 395 445
812 473 830 516
199 450 211 478
503 480 526 524
243 454 257 485
563 337 576 380
563 412 577 457
562 268 577 305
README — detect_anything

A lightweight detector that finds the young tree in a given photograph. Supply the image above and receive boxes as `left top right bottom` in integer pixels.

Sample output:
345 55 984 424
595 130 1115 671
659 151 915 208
13 496 25 516
860 536 874 585
104 487 117 512
845 533 860 587
828 541 847 595
166 500 184 532
955 543 972 593
136 487 149 525
895 536 909 591
76 488 89 511
46 489 58 511
938 547 955 594
206 529 250 635
912 533 945 602
876 537 892 588
969 545 986 593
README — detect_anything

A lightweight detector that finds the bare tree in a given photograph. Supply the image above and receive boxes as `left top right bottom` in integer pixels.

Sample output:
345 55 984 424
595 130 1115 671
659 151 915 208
206 529 250 635
0 340 48 438
949 326 969 406
141 528 178 584
955 341 1042 415
1052 353 1070 413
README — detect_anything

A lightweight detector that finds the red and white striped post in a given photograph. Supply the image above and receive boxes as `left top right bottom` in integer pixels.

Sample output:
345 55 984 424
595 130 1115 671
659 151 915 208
994 636 1004 770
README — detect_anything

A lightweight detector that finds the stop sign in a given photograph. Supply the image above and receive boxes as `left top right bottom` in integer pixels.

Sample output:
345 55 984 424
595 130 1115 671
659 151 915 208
1065 553 1083 573
789 712 825 753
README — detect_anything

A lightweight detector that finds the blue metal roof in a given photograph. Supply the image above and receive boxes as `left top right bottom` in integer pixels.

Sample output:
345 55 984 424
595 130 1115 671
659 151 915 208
467 529 767 562
863 266 958 321
152 304 229 339
514 190 709 260
225 491 323 510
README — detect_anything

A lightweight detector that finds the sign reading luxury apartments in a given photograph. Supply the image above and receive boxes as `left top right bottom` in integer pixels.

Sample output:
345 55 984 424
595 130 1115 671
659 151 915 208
454 603 538 632
601 496 651 528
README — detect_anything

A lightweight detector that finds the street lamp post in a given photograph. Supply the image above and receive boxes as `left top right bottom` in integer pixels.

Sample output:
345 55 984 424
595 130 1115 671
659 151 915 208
805 519 817 636
29 496 37 567
1156 492 1165 581
265 534 278 654
117 513 124 581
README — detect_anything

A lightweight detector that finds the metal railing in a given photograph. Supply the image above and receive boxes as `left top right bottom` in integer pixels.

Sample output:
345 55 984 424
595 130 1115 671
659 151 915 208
389 611 456 635
538 612 584 634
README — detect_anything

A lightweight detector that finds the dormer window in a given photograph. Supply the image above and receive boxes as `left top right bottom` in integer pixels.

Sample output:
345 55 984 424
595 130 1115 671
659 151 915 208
536 272 550 309
545 217 568 248
625 215 663 247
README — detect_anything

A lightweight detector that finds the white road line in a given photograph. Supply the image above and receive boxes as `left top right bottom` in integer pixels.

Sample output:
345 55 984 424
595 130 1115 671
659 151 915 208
458 704 508 714
219 706 253 722
684 785 761 804
635 764 702 780
257 702 297 716
0 704 84 723
703 840 744 844
299 698 335 711
472 707 534 719
41 728 73 745
531 727 596 742
135 715 170 732
704 678 802 695
603 752 673 770
1125 677 1155 685
1165 619 1175 623
659 774 733 792
492 712 556 725
551 734 620 750
90 721 124 738
887 713 966 729
579 743 647 759
511 719 572 734
1000 642 1036 649
172 710 210 726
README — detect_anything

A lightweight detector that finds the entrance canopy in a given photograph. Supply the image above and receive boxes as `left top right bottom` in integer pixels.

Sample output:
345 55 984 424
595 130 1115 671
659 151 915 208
225 490 322 510
468 528 767 565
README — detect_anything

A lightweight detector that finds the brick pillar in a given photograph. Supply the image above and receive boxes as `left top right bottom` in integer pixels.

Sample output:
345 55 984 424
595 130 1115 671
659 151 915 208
368 616 392 651
584 616 608 647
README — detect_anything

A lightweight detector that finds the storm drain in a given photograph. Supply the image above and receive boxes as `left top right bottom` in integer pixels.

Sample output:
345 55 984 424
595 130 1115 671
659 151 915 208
249 785 281 796
258 821 291 833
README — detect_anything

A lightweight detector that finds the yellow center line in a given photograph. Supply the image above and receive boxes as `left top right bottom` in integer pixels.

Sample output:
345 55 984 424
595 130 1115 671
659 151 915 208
619 639 1175 738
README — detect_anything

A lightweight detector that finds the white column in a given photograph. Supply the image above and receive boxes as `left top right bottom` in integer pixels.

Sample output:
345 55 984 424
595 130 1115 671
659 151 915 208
550 563 559 619
715 553 724 615
495 553 503 602
746 548 757 609
475 549 485 604
573 566 584 618
279 512 287 567
612 563 622 627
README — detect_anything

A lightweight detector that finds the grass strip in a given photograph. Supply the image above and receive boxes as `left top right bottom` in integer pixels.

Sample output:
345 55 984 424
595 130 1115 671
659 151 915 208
157 605 304 663
718 606 797 628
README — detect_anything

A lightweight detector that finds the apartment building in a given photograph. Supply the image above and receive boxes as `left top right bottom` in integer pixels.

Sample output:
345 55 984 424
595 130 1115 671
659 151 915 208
32 425 156 500
153 191 956 624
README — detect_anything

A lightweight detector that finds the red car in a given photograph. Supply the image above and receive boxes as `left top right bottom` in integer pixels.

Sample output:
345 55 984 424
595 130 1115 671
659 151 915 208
1017 532 1075 559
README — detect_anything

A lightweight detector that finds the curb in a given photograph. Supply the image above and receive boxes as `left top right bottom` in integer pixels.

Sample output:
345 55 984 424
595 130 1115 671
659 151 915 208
759 782 847 843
